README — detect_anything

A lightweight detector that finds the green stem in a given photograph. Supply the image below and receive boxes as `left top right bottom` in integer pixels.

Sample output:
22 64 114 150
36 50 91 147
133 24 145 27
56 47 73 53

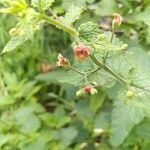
70 66 85 75
38 0 42 14
110 29 115 43
90 55 128 86
0 75 8 96
35 13 79 37
87 67 101 77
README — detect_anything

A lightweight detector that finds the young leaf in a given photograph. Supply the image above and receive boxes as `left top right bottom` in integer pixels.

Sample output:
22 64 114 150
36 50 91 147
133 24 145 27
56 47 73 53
62 5 83 26
1 9 41 55
78 21 101 42
94 32 126 57
31 0 54 11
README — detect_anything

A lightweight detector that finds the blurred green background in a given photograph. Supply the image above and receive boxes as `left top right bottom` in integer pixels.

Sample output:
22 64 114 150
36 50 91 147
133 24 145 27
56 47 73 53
0 0 150 150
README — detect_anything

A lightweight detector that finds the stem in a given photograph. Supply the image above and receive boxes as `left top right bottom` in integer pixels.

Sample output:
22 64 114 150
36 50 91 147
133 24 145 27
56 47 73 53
70 66 85 75
87 67 101 77
35 13 79 37
0 75 8 96
38 0 42 14
90 55 127 85
110 29 115 43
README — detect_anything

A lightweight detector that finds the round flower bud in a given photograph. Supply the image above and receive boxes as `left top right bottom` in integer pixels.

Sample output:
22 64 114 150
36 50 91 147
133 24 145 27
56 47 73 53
76 89 84 97
73 44 90 60
57 53 69 67
98 34 106 41
112 13 123 28
9 28 19 36
126 90 134 98
90 88 98 95
83 85 92 93
122 44 128 50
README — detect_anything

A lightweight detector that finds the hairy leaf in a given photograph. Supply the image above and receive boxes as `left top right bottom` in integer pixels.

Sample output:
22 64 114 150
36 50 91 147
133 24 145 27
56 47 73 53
31 0 54 11
62 5 83 26
110 98 145 147
36 69 85 86
78 21 101 42
1 9 41 54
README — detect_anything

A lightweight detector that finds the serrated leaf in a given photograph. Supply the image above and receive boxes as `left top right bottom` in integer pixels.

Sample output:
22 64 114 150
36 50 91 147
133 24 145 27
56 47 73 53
136 122 150 139
62 5 83 26
31 0 54 11
110 99 145 147
1 9 40 54
78 21 101 42
94 32 126 57
36 69 85 86
1 35 27 54
56 127 78 148
110 75 150 147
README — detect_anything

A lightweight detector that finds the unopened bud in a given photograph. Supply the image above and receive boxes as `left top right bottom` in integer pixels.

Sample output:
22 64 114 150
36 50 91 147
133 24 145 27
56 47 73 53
76 89 84 97
57 53 69 67
90 88 98 95
122 44 128 50
98 34 106 41
9 28 19 36
126 90 134 98
112 13 123 28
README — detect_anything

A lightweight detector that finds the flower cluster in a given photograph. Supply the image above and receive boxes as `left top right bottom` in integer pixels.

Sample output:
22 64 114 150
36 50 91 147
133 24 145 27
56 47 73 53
76 85 97 96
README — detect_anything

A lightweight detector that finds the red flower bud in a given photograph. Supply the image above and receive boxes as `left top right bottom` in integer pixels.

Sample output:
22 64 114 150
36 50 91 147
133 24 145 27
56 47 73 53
73 44 89 60
83 85 92 93
112 13 122 27
57 53 68 67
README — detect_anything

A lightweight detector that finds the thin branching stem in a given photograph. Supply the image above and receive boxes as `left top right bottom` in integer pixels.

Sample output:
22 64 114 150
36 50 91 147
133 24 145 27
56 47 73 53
90 55 128 86
70 66 85 75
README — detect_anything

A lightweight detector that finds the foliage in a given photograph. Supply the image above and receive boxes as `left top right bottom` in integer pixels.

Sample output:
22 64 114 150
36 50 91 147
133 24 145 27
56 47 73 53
0 0 150 150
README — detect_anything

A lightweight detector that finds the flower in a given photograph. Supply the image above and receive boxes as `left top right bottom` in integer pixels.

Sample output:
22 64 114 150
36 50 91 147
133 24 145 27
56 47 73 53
73 44 90 60
57 53 69 67
83 85 92 93
76 85 98 96
112 13 123 27
83 85 97 95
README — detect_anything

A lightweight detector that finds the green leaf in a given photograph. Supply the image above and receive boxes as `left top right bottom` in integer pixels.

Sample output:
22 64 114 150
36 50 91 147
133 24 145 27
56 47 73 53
1 9 40 54
36 69 85 86
90 91 105 113
78 21 101 42
136 122 150 139
109 63 150 146
128 7 150 45
31 0 54 11
56 126 78 148
39 106 71 128
94 32 126 57
62 5 83 26
95 0 117 16
0 134 15 147
0 95 15 106
110 98 145 147
14 106 41 133
1 35 27 54
94 112 110 130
